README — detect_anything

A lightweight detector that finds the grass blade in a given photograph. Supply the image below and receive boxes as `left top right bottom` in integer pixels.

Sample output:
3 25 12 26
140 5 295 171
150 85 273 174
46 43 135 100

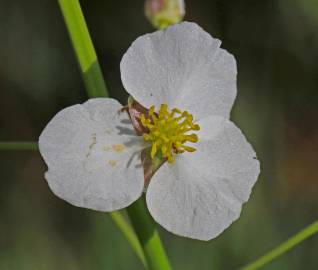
241 219 318 270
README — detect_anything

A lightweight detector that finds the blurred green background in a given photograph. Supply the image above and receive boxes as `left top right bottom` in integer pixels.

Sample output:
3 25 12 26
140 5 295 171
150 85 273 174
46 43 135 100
0 0 317 269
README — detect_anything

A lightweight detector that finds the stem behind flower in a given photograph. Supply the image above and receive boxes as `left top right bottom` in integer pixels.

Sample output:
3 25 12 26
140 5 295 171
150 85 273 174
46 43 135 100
57 1 174 269
58 0 108 98
128 197 173 270
0 142 38 151
57 0 151 267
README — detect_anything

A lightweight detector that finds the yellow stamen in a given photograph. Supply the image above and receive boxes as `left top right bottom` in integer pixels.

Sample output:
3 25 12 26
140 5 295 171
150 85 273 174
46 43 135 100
141 104 200 163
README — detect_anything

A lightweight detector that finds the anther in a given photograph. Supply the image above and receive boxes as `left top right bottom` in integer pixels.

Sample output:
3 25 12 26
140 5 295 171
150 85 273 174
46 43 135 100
140 104 200 163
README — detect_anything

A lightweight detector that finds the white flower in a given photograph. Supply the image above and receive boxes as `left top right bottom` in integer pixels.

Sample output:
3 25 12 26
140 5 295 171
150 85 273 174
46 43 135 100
39 22 260 241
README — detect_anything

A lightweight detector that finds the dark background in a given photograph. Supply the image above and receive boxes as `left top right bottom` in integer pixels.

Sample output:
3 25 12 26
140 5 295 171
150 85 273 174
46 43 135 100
0 0 317 269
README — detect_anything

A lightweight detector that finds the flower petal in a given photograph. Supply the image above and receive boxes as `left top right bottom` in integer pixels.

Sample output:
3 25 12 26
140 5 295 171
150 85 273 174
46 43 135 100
120 21 237 119
39 98 144 212
146 116 259 240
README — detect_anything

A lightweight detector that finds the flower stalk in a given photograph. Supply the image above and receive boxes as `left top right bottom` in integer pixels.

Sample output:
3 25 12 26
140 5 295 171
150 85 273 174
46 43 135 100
128 197 173 270
0 142 38 151
58 0 108 98
57 0 171 269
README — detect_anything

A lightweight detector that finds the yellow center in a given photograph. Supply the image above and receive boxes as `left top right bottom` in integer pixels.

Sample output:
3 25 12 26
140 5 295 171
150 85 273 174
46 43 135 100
140 104 200 163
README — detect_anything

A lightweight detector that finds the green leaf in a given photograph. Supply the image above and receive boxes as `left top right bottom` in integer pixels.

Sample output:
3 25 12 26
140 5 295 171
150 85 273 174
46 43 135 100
58 0 108 98
241 219 318 270
57 1 150 267
109 211 148 268
0 142 38 151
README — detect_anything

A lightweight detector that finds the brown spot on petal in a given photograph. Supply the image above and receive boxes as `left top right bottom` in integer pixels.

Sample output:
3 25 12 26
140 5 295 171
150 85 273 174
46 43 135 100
108 160 117 167
102 144 125 153
112 144 125 153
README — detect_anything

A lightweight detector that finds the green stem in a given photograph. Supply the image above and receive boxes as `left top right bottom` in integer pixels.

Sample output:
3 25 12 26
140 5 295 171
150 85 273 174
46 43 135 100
57 1 149 267
109 211 148 269
128 197 173 270
0 142 38 151
58 0 108 97
241 219 318 270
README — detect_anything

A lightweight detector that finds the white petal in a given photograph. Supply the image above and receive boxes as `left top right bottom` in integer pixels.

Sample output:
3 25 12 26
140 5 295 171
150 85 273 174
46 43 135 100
39 98 144 212
146 116 259 240
120 21 237 119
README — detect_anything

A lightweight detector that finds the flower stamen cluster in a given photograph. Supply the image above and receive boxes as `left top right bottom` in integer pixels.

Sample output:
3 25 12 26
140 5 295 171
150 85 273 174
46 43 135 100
140 104 200 163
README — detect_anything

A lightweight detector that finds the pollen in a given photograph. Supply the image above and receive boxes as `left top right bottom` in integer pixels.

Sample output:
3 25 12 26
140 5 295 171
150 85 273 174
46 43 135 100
140 104 200 163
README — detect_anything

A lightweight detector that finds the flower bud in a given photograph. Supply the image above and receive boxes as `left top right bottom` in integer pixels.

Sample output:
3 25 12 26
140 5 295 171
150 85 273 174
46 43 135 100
144 0 185 29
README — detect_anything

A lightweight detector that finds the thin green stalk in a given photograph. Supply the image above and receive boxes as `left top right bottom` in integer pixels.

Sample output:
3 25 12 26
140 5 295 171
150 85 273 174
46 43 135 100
128 197 172 270
241 219 318 270
58 0 108 97
110 211 148 268
57 0 149 267
0 142 38 151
